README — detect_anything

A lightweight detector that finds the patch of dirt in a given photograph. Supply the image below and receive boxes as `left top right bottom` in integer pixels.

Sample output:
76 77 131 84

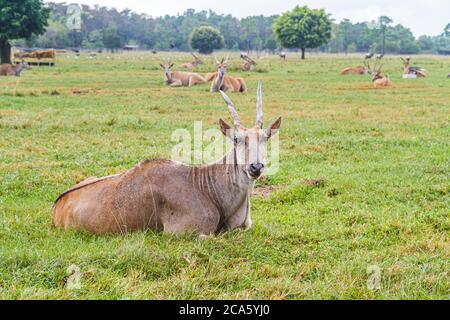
253 185 278 199
303 178 326 187
72 88 91 95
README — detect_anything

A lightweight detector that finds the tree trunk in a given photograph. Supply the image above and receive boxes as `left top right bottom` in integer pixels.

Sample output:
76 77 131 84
301 48 305 60
0 38 12 64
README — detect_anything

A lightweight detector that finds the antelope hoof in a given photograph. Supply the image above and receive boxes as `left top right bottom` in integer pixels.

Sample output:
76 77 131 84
243 218 253 231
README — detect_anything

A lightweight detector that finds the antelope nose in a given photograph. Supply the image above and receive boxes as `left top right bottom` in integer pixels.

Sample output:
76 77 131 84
250 163 264 177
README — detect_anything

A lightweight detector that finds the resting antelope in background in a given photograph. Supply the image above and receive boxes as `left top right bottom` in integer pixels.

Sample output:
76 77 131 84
278 52 286 60
401 57 427 77
365 52 374 60
160 60 206 87
341 59 372 75
372 64 392 88
180 53 204 68
240 53 257 71
52 82 281 235
0 62 31 76
209 56 247 93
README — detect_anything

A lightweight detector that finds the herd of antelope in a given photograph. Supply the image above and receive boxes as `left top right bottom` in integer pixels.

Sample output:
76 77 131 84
48 52 281 235
160 55 248 92
340 53 433 88
1 50 447 237
52 81 281 235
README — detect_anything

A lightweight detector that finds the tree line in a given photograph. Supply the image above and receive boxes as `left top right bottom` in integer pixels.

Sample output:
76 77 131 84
14 3 277 53
2 1 450 63
328 17 450 55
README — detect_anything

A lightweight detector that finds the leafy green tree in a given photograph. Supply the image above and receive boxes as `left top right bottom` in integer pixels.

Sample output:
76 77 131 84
417 35 434 52
190 26 224 54
378 16 393 54
87 30 104 49
273 6 331 59
445 23 450 37
0 0 49 63
434 34 450 50
264 38 278 53
102 28 122 52
386 24 419 54
36 20 70 48
338 19 353 54
217 14 241 49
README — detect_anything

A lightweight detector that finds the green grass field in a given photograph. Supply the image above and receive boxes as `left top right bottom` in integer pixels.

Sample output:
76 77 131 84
0 52 448 299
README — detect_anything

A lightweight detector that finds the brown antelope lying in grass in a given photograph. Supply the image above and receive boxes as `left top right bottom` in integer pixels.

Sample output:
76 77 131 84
240 53 256 71
401 57 427 77
340 59 372 75
208 56 247 93
160 60 206 87
52 82 281 235
372 64 392 88
180 53 204 68
0 62 31 76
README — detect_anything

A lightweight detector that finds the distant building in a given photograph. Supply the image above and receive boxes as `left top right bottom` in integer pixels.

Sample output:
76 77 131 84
123 45 139 51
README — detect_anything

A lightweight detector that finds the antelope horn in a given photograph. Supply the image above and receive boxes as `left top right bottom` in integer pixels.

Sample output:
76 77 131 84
214 55 220 64
224 54 230 63
245 55 255 63
220 90 241 128
255 81 263 128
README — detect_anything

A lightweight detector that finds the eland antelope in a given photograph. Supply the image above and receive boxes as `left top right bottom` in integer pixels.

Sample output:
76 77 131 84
0 62 31 76
372 64 392 88
52 82 281 235
240 53 257 71
365 52 374 60
401 57 427 77
209 56 247 93
180 53 204 68
340 59 372 75
160 60 206 87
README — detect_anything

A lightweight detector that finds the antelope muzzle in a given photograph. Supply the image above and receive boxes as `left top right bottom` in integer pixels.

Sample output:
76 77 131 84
249 163 264 178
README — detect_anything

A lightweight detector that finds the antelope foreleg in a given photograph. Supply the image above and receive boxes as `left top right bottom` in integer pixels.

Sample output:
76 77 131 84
238 79 247 93
169 79 183 87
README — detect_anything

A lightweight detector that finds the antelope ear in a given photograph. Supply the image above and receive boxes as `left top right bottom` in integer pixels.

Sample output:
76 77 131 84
266 117 282 139
219 118 233 139
169 63 174 68
159 64 165 69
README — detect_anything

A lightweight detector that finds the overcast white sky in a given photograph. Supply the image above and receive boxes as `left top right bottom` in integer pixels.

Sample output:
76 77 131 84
45 0 449 36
